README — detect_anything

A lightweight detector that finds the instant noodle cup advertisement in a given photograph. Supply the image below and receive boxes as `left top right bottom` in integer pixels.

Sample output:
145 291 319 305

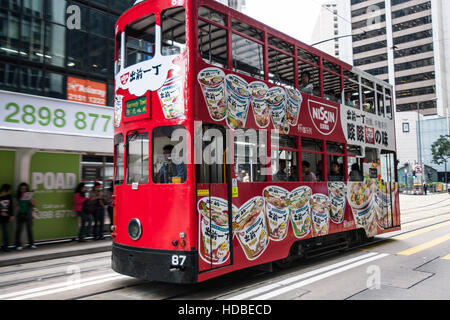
286 88 302 127
158 74 184 119
198 197 233 265
114 94 123 128
266 87 289 134
374 182 397 229
198 68 227 121
311 194 331 237
249 81 270 128
263 186 290 241
225 74 251 130
288 186 312 239
347 177 378 237
328 182 347 224
232 197 269 261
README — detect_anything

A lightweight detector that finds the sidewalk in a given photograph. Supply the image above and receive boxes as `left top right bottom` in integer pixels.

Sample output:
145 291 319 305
0 238 112 267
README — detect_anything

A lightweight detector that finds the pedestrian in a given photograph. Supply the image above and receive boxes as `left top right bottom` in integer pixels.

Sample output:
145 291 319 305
104 186 114 230
0 184 14 252
14 183 36 250
74 183 92 242
89 182 105 240
423 182 428 195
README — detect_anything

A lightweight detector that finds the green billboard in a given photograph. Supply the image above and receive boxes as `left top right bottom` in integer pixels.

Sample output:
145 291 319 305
29 152 80 241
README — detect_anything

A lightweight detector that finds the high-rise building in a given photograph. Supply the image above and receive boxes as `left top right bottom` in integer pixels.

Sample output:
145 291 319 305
349 0 450 180
0 0 135 241
311 0 353 64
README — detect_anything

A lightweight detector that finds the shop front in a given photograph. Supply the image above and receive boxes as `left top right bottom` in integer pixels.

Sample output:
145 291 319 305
0 90 113 242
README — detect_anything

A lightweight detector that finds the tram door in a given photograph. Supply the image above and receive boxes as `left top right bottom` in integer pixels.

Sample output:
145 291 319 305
196 124 233 272
380 150 399 229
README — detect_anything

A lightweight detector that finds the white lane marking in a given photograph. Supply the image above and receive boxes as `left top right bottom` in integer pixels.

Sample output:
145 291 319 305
0 273 125 300
252 253 389 300
10 275 129 300
226 252 379 300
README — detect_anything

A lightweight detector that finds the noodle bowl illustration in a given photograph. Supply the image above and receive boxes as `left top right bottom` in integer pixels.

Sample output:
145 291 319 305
198 68 227 121
288 186 312 238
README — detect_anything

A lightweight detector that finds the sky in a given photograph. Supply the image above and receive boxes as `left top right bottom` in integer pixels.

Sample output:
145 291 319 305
242 0 331 45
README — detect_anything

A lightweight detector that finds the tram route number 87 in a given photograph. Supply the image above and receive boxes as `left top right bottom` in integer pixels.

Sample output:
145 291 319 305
171 255 186 267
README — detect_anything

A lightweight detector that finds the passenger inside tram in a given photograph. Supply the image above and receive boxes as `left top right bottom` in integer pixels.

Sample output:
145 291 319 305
155 144 187 184
299 71 314 94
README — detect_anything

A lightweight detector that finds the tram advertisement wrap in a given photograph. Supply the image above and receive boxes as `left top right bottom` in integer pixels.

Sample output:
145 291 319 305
29 152 80 241
223 176 397 261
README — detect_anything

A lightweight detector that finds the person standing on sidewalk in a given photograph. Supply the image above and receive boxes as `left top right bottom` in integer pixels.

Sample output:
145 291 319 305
14 183 36 250
423 182 428 195
89 182 105 240
74 183 91 242
0 184 14 252
104 187 114 230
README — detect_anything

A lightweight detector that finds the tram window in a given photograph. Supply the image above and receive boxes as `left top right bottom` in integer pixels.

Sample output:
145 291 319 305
323 70 342 103
125 14 156 68
153 125 187 184
361 78 375 114
271 133 298 182
380 150 397 183
298 60 320 97
385 88 393 119
347 144 362 157
126 132 149 185
327 155 344 182
298 48 319 65
348 157 363 181
365 147 378 164
232 19 263 41
161 7 186 56
198 19 228 68
232 33 264 79
198 6 226 26
198 124 227 184
327 141 344 154
377 85 385 117
301 153 324 182
115 32 122 75
234 129 268 183
344 77 359 109
323 59 341 75
268 35 294 54
114 134 125 185
268 48 295 87
301 138 323 152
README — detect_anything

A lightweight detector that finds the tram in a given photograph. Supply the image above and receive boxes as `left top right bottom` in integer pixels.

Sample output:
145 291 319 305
111 0 400 284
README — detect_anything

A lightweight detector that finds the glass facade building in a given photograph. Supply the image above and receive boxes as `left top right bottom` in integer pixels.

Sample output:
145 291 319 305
0 0 135 106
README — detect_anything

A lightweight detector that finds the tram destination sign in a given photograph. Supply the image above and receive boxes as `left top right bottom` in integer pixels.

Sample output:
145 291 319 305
125 96 148 117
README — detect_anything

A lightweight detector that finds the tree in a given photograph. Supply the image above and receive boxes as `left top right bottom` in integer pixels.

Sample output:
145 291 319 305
431 135 450 187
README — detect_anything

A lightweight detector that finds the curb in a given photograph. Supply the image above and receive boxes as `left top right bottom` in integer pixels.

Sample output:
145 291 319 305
0 243 112 268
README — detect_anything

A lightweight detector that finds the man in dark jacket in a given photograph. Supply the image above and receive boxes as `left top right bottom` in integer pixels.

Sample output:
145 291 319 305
0 184 14 252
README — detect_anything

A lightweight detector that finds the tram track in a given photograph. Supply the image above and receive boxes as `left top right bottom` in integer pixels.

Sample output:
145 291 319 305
3 204 450 300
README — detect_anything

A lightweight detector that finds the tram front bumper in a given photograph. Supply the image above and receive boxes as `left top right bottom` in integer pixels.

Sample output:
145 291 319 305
111 242 198 284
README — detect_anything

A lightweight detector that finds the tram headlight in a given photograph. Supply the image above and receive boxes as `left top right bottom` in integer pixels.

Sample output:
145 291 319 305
128 219 142 241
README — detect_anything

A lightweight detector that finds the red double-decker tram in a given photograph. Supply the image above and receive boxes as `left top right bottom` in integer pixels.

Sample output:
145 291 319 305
111 0 400 284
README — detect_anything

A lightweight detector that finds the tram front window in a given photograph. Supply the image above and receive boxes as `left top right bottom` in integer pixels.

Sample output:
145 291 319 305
153 125 187 184
126 132 149 185
125 14 156 67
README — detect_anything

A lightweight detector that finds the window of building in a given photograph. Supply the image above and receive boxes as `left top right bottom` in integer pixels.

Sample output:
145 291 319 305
126 131 149 185
271 133 298 182
153 125 187 184
161 7 186 56
125 14 156 68
402 122 410 133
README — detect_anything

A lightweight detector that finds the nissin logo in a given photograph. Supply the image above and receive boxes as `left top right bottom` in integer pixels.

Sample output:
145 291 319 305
308 100 338 135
